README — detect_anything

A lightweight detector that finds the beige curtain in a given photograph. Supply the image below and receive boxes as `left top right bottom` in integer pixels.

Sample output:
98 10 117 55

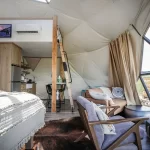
109 31 141 105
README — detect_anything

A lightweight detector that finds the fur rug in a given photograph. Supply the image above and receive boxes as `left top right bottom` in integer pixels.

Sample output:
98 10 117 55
34 117 95 150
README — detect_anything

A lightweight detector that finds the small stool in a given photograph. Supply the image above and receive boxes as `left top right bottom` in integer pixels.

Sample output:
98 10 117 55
146 119 150 138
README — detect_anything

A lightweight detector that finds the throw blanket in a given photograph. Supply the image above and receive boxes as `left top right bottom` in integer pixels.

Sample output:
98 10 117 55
92 103 116 135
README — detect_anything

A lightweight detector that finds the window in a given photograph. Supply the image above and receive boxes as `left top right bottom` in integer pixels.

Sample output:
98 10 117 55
138 26 150 104
145 27 150 40
141 41 150 72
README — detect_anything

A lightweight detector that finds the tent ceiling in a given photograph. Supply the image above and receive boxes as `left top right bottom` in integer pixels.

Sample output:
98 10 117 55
0 0 143 41
0 0 148 97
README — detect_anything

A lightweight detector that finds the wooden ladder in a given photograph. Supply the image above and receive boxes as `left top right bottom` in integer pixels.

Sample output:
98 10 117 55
59 42 74 112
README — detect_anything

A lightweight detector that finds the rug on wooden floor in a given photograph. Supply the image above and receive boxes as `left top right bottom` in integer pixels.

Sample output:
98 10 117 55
34 117 95 150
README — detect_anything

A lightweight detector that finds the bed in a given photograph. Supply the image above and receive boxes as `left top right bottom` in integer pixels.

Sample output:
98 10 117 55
0 92 46 150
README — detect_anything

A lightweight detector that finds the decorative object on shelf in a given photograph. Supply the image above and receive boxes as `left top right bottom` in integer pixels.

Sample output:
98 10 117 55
22 70 30 75
57 75 62 83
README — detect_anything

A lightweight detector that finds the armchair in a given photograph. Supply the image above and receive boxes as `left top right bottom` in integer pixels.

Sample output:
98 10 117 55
76 96 148 150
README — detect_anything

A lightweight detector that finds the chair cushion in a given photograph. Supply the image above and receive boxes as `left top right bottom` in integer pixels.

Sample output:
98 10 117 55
85 103 104 148
99 87 114 98
114 143 137 150
77 96 91 108
102 120 145 149
89 90 112 100
77 96 104 148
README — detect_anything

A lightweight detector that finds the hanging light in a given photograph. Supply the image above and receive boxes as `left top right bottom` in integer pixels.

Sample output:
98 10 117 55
33 0 51 4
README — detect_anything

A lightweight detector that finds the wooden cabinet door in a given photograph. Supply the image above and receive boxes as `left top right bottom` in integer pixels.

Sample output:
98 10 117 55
0 44 12 91
11 44 21 66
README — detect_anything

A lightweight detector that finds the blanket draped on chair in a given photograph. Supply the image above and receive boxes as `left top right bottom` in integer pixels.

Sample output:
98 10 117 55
109 31 141 105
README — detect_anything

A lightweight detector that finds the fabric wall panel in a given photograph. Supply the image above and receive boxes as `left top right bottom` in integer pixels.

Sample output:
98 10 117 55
68 46 109 93
87 0 142 39
0 0 19 18
49 0 82 19
135 0 150 35
69 67 88 99
64 22 109 52
16 0 49 18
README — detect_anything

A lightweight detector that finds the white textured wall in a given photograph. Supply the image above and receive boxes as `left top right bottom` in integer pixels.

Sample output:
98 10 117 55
26 58 60 99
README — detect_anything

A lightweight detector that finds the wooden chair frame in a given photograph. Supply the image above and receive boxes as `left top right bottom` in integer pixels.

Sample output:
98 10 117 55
76 101 148 150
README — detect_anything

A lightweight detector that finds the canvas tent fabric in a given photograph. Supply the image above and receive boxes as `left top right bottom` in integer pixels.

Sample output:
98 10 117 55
0 0 150 100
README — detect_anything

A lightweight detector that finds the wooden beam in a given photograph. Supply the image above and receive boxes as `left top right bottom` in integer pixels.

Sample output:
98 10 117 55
51 16 58 112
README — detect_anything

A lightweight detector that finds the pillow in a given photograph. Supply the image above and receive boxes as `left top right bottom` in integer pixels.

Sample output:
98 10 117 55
89 90 112 100
112 87 125 99
99 87 114 98
92 102 116 135
0 90 8 96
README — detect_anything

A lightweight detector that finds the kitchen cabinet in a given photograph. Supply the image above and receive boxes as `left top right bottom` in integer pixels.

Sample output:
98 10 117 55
0 43 22 91
11 43 22 66
0 44 12 91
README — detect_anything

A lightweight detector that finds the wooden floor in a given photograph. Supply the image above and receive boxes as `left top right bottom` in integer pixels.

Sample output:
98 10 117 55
44 99 150 150
44 99 79 121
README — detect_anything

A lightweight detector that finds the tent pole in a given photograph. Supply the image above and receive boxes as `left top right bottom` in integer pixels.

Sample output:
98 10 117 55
51 16 58 112
131 24 150 44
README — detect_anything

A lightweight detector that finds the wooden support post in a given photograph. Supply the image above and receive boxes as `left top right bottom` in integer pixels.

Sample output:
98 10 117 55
52 16 58 112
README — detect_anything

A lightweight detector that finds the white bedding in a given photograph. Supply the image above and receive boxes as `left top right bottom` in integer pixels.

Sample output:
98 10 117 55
0 92 46 150
0 92 41 111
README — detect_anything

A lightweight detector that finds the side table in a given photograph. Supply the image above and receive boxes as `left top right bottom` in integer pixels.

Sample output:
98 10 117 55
124 105 150 118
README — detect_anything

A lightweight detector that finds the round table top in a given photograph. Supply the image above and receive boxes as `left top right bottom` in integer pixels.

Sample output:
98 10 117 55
125 105 150 112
